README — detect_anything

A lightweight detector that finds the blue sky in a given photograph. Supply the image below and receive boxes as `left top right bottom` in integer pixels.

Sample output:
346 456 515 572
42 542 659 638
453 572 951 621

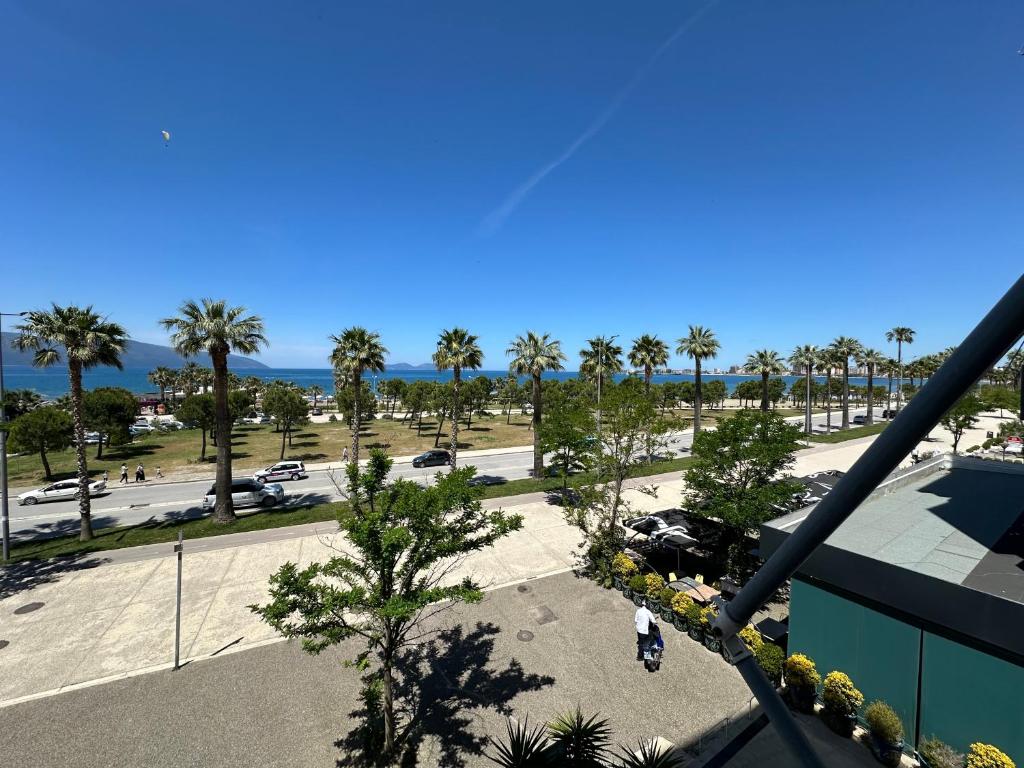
2 1 1021 368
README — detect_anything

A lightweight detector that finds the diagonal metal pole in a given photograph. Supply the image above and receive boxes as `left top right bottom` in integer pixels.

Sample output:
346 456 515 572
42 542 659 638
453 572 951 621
712 273 1024 767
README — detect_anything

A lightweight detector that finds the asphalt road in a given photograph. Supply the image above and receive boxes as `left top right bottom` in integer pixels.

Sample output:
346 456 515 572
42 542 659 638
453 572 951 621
8 407 876 540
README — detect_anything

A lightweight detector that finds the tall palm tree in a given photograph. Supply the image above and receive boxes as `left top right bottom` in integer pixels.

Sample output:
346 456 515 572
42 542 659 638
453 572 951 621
507 332 567 477
830 336 863 429
178 361 203 398
329 327 387 466
308 384 324 411
579 336 623 387
745 349 786 411
788 344 818 435
855 348 886 426
148 366 176 406
882 356 898 415
885 326 915 414
816 346 842 432
432 328 483 467
162 299 267 524
676 325 720 432
14 305 128 541
628 334 669 394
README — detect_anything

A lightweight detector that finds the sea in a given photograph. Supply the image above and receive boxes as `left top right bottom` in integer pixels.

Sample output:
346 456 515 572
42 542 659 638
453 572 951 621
2 366 883 399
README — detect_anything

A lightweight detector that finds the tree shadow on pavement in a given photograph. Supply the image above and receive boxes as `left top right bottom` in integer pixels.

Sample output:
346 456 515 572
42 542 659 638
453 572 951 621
0 551 109 600
335 621 556 768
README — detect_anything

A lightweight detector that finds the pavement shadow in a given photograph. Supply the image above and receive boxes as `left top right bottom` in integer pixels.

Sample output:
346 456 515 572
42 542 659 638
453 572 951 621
335 621 556 767
0 551 109 600
12 515 121 543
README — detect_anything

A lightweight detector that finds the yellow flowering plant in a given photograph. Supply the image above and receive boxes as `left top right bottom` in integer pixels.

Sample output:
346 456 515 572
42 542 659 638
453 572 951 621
783 653 821 690
611 552 638 580
967 743 1016 768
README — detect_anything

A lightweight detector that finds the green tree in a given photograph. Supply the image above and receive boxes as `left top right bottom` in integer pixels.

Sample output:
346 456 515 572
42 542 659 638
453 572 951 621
336 381 378 430
176 362 203 398
82 387 137 458
378 379 407 419
330 327 387 466
176 394 216 460
703 379 727 410
539 395 597 491
789 344 818 435
940 394 983 454
7 406 73 480
885 326 916 413
432 327 483 467
430 382 455 448
464 375 493 430
252 451 523 758
2 389 43 419
308 384 324 411
402 380 432 434
855 347 886 425
830 336 863 429
816 346 842 432
676 325 720 432
148 366 177 406
507 332 567 477
628 334 669 394
684 410 801 574
979 386 1017 419
579 336 623 389
767 377 787 409
745 349 786 412
496 375 520 424
162 300 266 523
14 304 128 540
262 384 310 459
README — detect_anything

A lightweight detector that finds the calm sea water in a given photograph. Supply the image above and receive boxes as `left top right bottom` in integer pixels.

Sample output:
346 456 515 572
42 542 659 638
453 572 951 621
2 366 884 399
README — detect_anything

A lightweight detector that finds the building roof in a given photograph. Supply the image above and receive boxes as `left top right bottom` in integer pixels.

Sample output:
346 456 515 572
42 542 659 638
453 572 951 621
761 455 1024 661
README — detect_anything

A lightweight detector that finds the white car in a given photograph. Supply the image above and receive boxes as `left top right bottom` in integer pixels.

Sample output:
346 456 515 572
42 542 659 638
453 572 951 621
130 423 156 435
242 414 271 425
254 461 307 482
18 479 107 506
201 479 284 510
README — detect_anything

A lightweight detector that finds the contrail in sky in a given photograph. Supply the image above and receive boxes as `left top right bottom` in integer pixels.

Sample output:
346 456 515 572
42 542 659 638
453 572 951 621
478 1 717 236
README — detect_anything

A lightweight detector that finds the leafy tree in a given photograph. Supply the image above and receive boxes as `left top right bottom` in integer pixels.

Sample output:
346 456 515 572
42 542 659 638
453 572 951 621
767 377 787 409
496 375 520 424
980 386 1018 419
789 344 818 435
252 451 523 759
228 389 254 425
14 304 128 540
430 382 455 448
242 375 265 403
703 379 726 410
432 328 483 466
830 336 863 429
378 378 407 419
162 299 266 524
330 327 387 466
2 389 43 419
176 394 216 460
507 332 567 477
307 384 324 411
684 410 801 575
628 334 669 394
733 380 762 408
745 349 786 411
816 346 842 432
855 347 886 425
7 406 73 480
82 387 137 458
539 395 597 490
676 325 720 432
336 381 378 430
148 366 177 405
401 380 432 434
464 375 493 429
262 384 310 458
940 394 983 454
176 361 204 398
885 326 916 413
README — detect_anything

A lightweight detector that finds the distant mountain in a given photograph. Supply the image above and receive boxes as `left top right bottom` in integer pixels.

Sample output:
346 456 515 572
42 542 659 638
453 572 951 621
386 362 436 370
1 332 268 369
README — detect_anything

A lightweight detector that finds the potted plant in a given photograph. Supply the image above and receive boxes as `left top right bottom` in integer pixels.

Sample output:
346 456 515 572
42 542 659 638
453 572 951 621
670 592 694 632
864 700 904 767
643 573 665 610
755 643 784 688
917 736 963 768
738 625 764 654
611 552 638 591
626 574 646 603
965 743 1016 768
821 671 863 737
783 653 821 714
700 604 722 653
685 601 703 641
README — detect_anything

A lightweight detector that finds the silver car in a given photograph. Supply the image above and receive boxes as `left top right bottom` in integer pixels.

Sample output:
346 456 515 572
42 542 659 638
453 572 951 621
201 479 284 510
18 479 107 506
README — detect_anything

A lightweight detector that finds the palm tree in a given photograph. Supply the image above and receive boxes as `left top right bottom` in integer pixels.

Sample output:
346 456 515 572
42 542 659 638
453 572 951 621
676 325 720 432
148 366 176 406
855 348 886 426
745 349 786 411
627 334 669 394
162 299 267 524
882 356 898 415
507 332 567 477
14 305 128 541
830 336 863 429
579 336 623 387
329 327 387 466
885 326 915 414
308 384 324 411
178 361 203 398
816 346 842 432
432 328 483 467
788 344 818 435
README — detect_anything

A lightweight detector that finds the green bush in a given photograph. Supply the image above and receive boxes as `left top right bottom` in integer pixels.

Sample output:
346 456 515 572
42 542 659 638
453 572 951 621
755 643 784 683
918 736 964 768
683 600 702 625
864 701 903 744
627 574 646 593
658 587 676 607
738 625 763 653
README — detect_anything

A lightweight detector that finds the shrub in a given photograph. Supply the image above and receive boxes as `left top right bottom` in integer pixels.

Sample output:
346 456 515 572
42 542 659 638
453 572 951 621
738 625 763 653
699 604 718 628
683 600 702 625
644 573 665 598
328 414 337 422
864 701 903 744
627 575 646 593
918 736 964 768
783 653 821 690
755 643 784 682
967 743 1016 768
611 552 638 580
658 587 676 607
822 671 863 715
670 591 695 617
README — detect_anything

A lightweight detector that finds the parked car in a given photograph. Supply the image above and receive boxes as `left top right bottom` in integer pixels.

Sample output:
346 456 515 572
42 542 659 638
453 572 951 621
412 449 451 468
129 423 156 435
82 431 101 445
242 414 271 425
311 408 323 416
156 419 185 431
881 409 897 419
853 415 867 425
254 461 307 482
17 478 107 506
201 479 284 510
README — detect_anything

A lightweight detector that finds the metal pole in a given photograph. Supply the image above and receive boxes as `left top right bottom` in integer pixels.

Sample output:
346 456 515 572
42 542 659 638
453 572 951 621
174 530 183 669
713 274 1024 765
1 312 9 562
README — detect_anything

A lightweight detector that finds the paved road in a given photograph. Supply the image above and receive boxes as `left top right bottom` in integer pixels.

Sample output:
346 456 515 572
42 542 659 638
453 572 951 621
9 407 877 540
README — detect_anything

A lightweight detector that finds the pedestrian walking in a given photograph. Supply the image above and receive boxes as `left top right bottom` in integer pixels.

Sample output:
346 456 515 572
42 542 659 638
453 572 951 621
102 469 109 484
135 463 145 483
120 464 129 485
634 604 658 662
156 466 163 479
342 447 349 463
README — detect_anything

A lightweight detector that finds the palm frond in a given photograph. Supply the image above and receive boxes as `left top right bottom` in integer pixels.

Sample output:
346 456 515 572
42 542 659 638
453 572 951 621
616 739 687 768
486 718 556 768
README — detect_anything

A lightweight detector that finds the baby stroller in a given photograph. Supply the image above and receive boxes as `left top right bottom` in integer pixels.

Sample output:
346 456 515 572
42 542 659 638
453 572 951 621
643 623 665 672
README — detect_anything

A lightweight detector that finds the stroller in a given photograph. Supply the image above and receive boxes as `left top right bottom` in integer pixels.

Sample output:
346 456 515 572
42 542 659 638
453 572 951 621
643 623 665 672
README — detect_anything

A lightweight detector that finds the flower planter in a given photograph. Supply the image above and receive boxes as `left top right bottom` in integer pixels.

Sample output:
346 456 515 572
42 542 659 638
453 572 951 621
687 624 703 642
703 628 722 654
632 592 646 607
612 575 624 591
785 685 817 714
822 709 857 738
671 614 688 632
659 605 674 623
645 596 660 611
868 734 904 768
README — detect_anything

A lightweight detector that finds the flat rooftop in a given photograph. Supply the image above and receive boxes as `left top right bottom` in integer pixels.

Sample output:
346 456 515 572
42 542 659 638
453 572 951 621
762 455 1024 660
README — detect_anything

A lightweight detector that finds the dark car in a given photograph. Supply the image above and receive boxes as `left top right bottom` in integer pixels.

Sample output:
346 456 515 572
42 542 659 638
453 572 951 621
853 415 867 425
412 449 451 468
881 409 897 419
311 408 323 416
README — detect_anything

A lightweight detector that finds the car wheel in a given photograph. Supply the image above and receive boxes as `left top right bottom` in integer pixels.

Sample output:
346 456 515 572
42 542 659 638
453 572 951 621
23 496 37 505
290 473 300 481
261 496 278 508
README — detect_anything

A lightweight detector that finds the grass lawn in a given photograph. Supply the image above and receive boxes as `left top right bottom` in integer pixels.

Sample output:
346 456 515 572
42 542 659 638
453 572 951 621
808 421 888 443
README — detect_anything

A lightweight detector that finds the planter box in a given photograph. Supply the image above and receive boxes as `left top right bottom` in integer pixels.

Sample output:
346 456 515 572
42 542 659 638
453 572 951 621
868 734 904 768
671 614 688 632
645 596 660 611
622 586 633 600
632 593 646 607
822 709 857 738
703 628 722 654
659 605 674 623
687 624 703 641
612 575 624 591
784 685 817 714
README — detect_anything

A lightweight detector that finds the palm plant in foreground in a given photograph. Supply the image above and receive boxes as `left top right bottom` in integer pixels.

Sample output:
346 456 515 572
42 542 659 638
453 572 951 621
14 304 128 540
855 347 885 425
788 344 818 435
433 327 483 467
745 349 786 412
162 299 266 524
329 326 387 466
628 334 669 394
885 326 915 413
676 325 719 432
830 336 862 429
507 332 567 477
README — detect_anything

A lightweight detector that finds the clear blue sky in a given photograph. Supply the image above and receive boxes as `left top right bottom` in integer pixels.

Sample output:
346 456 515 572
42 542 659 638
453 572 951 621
3 1 1021 368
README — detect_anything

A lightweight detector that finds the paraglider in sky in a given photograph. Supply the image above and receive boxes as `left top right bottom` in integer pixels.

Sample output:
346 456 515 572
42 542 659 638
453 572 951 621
161 130 171 144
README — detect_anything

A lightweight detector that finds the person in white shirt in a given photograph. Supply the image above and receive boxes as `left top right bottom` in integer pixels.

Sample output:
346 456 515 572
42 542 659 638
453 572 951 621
634 604 658 661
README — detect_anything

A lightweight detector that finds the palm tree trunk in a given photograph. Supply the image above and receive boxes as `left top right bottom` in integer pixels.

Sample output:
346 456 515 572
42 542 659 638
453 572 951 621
69 362 94 541
434 406 446 447
805 364 812 435
896 341 904 413
866 366 875 425
450 368 460 466
826 372 833 431
532 373 543 477
351 370 362 465
200 427 207 460
841 361 850 429
644 366 652 395
40 448 52 480
694 359 703 432
212 350 236 523
760 373 769 411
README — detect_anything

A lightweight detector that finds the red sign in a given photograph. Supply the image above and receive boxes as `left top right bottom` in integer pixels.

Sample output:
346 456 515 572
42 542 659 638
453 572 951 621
1008 436 1023 444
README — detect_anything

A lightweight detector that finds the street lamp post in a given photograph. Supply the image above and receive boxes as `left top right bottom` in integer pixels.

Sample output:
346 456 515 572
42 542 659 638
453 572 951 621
1 311 28 562
596 335 617 436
